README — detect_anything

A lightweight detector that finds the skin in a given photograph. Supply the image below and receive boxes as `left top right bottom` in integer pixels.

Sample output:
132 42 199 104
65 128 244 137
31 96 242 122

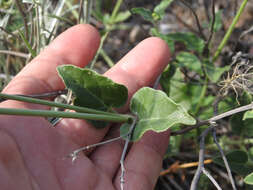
0 24 171 190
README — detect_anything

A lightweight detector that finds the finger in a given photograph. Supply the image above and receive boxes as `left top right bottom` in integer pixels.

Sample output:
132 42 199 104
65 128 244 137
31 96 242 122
104 37 170 111
2 24 100 109
89 37 171 179
114 130 170 190
56 37 171 148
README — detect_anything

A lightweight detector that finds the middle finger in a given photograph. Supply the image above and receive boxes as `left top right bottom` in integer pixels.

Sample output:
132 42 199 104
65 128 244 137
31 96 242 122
55 37 170 150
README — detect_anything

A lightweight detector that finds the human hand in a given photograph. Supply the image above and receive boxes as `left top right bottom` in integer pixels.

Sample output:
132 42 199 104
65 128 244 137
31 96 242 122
0 24 170 190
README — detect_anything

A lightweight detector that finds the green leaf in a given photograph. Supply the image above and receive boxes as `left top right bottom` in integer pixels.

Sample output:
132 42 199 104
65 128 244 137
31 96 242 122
120 87 196 141
102 13 111 25
241 118 253 137
153 0 174 20
167 32 205 53
244 172 253 185
160 64 176 95
213 150 251 175
169 68 199 110
92 10 104 22
231 111 253 137
151 12 161 21
230 113 245 135
249 147 253 161
113 11 131 23
57 65 128 128
244 110 253 121
57 65 128 108
131 7 154 23
214 150 248 164
196 95 215 120
203 60 230 82
176 52 203 75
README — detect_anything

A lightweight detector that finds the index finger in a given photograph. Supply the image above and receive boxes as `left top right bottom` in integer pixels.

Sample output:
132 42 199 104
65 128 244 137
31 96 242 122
2 24 100 109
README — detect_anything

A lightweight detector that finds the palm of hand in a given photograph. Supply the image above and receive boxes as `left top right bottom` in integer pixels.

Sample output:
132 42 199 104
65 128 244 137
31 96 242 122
0 24 170 190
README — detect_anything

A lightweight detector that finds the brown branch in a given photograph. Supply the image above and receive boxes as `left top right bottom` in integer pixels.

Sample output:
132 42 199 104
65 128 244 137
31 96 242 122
178 0 206 40
171 120 209 136
203 0 216 56
169 9 200 36
14 0 29 40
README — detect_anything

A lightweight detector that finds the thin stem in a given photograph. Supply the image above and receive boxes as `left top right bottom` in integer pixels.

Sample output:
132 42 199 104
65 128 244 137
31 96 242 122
213 0 248 62
120 118 137 190
169 9 199 36
78 0 84 24
0 50 29 58
65 0 79 19
89 0 123 69
203 0 216 56
69 135 124 162
160 159 213 176
172 102 253 136
202 168 222 190
18 29 36 57
66 89 72 105
165 176 184 190
239 25 253 39
111 0 123 21
34 2 41 54
190 126 214 190
90 31 109 69
83 0 92 24
68 117 137 165
100 48 114 68
178 0 206 40
19 90 67 99
209 103 253 122
153 74 161 90
0 26 17 38
160 177 173 190
212 130 237 190
0 93 128 118
170 121 209 136
48 14 74 27
14 0 29 40
0 108 131 123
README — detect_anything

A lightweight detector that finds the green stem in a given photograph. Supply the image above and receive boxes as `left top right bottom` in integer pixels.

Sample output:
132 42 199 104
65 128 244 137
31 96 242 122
90 31 109 69
213 0 248 62
18 30 36 58
89 0 122 69
0 108 131 123
0 93 125 117
111 0 123 20
65 0 79 19
100 48 114 68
